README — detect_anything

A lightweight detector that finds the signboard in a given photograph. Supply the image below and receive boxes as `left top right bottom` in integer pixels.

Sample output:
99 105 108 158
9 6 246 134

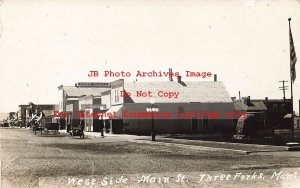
81 104 92 109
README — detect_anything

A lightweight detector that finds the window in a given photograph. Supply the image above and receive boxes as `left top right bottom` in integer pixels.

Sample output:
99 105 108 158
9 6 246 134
273 104 277 109
114 89 119 103
117 89 119 102
281 104 285 109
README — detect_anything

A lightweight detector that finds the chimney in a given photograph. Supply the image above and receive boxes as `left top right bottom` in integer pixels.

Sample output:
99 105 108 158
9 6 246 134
239 91 241 101
242 97 247 105
214 74 217 82
247 96 251 106
265 97 268 102
177 75 182 83
169 68 173 81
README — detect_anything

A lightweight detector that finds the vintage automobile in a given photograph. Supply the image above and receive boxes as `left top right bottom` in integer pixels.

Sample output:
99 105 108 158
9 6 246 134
43 122 60 135
1 120 9 127
70 127 84 138
34 122 60 135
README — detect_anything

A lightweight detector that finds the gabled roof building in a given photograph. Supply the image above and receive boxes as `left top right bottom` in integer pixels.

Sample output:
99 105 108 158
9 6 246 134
102 78 234 134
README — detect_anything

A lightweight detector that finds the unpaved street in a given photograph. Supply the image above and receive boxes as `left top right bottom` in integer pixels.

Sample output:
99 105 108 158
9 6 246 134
1 128 300 187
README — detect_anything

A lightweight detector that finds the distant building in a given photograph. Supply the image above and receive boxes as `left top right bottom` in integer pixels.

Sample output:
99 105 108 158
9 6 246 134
8 112 18 126
57 83 110 131
24 103 57 127
18 105 29 127
261 98 292 130
233 96 293 135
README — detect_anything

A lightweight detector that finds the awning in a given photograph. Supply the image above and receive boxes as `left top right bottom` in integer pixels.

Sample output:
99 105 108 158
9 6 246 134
101 105 123 120
43 110 54 118
284 114 292 118
28 114 37 122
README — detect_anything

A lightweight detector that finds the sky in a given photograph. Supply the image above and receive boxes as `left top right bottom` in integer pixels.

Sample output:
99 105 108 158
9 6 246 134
0 0 300 113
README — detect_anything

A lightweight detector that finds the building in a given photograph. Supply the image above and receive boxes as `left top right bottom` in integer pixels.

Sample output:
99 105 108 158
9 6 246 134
101 78 234 135
57 82 110 131
18 104 29 127
8 112 18 126
261 98 293 130
78 95 103 132
233 96 293 136
25 103 58 127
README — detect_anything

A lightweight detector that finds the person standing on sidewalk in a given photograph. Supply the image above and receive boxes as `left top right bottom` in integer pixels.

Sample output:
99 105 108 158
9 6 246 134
100 119 104 138
80 119 85 132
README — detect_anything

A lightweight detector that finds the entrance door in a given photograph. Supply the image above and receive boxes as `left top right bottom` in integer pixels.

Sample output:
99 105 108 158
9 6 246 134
93 108 101 132
85 109 93 131
192 118 198 132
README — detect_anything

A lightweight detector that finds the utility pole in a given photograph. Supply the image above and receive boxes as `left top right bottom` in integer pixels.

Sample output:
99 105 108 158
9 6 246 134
278 80 288 101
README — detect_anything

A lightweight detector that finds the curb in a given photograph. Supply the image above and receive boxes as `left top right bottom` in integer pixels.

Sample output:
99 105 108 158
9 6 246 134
158 138 293 152
158 137 289 150
57 130 300 152
128 139 251 155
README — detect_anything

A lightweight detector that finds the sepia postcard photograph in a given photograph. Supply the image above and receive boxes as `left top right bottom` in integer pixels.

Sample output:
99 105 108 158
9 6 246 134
0 0 300 187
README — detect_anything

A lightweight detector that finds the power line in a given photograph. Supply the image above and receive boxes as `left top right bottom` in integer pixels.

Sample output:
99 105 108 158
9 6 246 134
278 80 288 101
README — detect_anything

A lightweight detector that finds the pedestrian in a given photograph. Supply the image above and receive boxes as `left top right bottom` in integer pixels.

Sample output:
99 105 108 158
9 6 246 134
80 119 85 131
100 120 104 138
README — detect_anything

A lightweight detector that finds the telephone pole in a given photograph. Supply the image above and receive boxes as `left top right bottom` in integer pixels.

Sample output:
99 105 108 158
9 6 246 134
278 80 288 101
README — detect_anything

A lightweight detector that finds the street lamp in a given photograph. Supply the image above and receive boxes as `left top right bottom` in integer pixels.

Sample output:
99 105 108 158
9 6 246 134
146 99 159 141
99 106 105 137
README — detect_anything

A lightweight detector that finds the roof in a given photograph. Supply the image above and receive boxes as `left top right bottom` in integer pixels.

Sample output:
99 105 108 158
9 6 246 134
248 101 267 111
124 81 232 103
43 110 54 118
61 86 110 97
233 101 248 111
251 99 292 104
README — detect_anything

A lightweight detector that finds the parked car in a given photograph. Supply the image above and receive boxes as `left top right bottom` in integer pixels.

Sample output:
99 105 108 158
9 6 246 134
70 127 84 139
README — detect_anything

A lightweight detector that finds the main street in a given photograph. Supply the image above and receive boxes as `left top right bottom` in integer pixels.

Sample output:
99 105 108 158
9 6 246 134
1 128 300 188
